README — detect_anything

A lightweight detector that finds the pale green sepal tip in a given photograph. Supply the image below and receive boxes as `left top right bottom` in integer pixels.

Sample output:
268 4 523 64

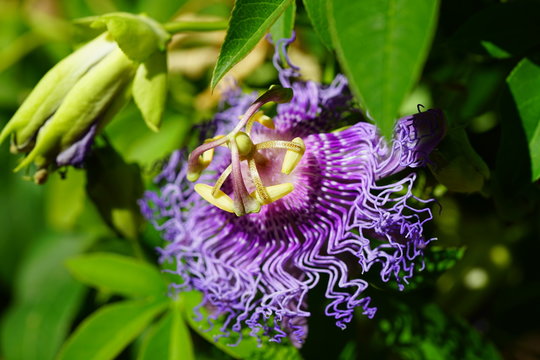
13 153 35 173
133 51 167 132
90 12 171 62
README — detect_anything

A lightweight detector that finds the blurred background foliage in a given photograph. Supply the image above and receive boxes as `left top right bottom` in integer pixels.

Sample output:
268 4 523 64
0 0 539 359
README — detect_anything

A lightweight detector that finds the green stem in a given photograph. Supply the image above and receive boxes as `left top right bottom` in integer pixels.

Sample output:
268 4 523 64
163 20 228 34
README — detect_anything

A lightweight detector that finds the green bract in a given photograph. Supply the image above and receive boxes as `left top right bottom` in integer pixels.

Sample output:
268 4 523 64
0 13 170 183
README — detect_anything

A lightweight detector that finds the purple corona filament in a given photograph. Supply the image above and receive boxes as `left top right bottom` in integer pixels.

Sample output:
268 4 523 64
140 35 445 347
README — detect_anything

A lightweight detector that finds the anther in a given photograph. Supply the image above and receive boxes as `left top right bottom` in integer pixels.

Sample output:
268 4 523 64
250 183 294 204
281 137 305 174
187 148 214 182
246 111 275 133
255 114 274 129
194 183 235 213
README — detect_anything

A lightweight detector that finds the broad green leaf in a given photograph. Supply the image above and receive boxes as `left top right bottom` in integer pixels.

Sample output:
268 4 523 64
302 0 332 47
66 253 167 298
2 286 87 360
328 0 439 139
0 234 90 360
493 86 537 220
211 0 293 88
507 58 540 181
133 50 168 132
182 291 302 359
90 12 170 62
138 301 194 360
57 299 168 360
270 0 296 44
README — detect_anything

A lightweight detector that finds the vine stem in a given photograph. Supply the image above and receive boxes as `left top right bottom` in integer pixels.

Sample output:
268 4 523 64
163 20 228 34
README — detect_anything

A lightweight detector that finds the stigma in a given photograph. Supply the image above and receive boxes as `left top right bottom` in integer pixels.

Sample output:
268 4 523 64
186 86 305 216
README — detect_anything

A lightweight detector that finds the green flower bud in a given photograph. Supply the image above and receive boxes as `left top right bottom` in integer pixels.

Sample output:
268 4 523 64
0 33 116 151
1 13 171 183
14 44 136 172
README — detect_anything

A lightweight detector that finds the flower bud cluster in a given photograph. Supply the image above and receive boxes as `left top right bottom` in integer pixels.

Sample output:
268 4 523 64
1 13 170 183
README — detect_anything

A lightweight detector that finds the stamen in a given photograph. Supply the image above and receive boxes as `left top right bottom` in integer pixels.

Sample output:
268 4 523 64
255 140 304 152
250 183 294 204
194 183 235 213
186 86 302 216
254 138 305 174
186 148 214 182
281 138 305 174
248 159 271 204
212 164 232 196
246 111 274 134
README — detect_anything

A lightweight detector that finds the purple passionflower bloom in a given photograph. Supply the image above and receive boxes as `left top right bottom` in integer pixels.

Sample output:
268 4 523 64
140 36 445 347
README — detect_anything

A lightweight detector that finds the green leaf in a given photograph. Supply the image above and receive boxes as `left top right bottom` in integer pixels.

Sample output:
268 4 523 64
371 302 502 360
57 299 168 360
507 58 540 181
66 253 167 298
91 12 170 62
302 0 332 47
493 86 537 220
133 50 168 132
270 0 296 44
138 301 194 360
0 234 90 360
328 0 439 138
211 0 293 88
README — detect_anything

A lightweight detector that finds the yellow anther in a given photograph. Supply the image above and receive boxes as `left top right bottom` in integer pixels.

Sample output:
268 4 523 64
246 111 275 133
234 131 253 157
253 112 274 129
194 183 235 213
187 148 215 182
199 148 214 167
251 183 294 204
281 137 305 174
